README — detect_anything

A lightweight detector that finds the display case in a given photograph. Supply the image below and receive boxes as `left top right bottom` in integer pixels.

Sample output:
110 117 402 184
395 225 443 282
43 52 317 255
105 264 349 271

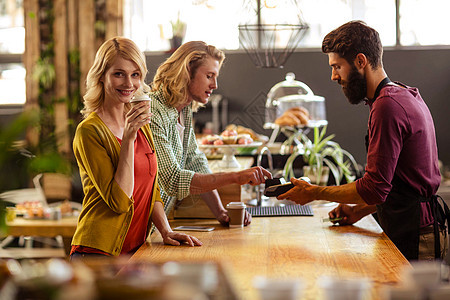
264 72 327 129
264 72 327 146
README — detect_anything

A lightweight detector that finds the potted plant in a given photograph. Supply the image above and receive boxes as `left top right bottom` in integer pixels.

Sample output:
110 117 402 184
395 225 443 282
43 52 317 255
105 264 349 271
169 11 186 50
25 130 73 202
283 125 360 186
0 110 40 233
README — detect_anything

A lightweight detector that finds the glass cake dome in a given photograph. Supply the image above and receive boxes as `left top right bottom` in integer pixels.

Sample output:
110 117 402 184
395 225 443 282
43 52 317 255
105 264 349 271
264 72 327 128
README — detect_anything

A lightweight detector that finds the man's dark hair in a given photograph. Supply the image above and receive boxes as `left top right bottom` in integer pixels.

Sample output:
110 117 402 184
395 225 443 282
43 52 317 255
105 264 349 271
322 20 383 69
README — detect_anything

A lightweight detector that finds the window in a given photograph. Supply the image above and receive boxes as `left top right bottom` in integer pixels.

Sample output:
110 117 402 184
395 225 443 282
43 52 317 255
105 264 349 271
0 0 25 105
125 0 450 51
0 63 26 105
299 0 396 47
123 0 243 51
0 0 449 105
124 0 398 51
399 0 450 46
0 0 24 54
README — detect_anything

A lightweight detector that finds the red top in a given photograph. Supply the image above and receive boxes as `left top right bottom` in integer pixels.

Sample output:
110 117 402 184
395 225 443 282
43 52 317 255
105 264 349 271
71 129 156 256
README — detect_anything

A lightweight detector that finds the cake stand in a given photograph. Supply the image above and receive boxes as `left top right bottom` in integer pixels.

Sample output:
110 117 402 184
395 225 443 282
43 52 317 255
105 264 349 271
199 142 262 170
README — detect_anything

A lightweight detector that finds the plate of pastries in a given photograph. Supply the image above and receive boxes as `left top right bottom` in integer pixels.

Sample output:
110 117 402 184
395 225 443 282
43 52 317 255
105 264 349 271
199 125 266 157
200 124 266 147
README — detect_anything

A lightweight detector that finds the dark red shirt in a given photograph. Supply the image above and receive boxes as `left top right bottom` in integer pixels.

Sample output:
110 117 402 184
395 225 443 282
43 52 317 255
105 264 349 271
356 82 441 226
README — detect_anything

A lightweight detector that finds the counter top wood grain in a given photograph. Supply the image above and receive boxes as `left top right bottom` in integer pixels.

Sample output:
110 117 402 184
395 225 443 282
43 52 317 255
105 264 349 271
132 204 410 299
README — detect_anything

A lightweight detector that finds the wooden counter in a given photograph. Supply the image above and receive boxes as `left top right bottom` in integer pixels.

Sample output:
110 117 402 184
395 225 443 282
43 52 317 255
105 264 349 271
131 205 410 299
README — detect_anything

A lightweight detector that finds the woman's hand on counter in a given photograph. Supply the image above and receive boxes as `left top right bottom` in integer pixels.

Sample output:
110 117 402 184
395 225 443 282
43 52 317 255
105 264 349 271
151 202 202 247
162 231 203 247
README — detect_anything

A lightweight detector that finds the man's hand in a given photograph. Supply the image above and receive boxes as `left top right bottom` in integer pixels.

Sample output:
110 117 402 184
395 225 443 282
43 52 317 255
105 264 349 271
328 203 375 225
276 177 316 205
236 167 272 186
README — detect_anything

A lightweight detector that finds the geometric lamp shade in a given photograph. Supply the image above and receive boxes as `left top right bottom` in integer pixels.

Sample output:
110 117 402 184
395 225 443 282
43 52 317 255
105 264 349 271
238 0 309 68
238 23 308 68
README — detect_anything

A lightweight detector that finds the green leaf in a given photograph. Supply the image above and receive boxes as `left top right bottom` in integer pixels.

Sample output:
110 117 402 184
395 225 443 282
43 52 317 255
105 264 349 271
295 125 359 186
323 157 341 185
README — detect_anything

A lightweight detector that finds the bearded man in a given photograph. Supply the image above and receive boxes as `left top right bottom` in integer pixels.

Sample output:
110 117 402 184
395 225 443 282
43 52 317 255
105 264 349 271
278 20 449 261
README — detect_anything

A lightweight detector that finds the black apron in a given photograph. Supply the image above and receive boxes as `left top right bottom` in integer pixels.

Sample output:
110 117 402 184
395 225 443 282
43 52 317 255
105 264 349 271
365 78 449 260
375 175 429 260
375 176 449 260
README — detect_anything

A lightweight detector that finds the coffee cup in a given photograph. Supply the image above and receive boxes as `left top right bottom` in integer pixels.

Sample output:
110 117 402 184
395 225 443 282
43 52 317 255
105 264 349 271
253 276 303 300
402 261 441 291
318 276 371 300
226 202 246 228
130 92 151 114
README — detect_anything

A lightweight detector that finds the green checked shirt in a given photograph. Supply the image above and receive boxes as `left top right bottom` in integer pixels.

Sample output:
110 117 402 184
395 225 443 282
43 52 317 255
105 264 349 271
149 89 211 215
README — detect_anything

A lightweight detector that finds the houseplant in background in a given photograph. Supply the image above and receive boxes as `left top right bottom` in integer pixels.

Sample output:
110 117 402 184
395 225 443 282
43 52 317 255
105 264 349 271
0 110 40 233
169 11 186 51
283 125 360 186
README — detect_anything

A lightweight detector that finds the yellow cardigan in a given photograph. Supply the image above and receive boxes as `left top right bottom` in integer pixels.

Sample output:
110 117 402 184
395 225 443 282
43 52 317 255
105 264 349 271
72 112 163 256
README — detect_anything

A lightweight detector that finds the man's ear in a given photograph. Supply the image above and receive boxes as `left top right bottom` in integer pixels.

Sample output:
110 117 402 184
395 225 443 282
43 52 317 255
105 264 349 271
354 53 368 70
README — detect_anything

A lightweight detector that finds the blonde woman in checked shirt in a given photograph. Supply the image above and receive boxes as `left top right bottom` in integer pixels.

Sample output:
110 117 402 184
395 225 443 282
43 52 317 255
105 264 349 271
149 41 272 226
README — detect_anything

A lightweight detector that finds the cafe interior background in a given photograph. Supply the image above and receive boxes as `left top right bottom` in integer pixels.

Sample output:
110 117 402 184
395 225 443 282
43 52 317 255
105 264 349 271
0 0 450 298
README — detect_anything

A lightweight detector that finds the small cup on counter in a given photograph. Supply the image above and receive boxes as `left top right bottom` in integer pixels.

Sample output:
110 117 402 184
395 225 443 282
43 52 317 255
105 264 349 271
226 202 246 228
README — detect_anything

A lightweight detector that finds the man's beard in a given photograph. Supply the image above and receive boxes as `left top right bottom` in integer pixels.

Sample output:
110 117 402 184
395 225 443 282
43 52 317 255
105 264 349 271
340 66 367 105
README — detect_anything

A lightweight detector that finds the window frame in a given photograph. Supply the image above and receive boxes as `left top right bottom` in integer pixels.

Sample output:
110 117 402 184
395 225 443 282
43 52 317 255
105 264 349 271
2 0 450 109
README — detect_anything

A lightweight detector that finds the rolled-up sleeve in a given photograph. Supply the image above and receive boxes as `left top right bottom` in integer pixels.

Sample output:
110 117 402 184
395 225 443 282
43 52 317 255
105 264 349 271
73 124 133 214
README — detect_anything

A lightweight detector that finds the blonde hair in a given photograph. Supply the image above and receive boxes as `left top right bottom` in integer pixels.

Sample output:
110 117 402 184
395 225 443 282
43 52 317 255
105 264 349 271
152 41 225 111
81 37 150 118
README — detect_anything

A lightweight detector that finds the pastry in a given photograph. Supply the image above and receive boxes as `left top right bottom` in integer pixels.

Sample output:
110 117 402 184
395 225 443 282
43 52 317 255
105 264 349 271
288 106 309 116
274 106 310 126
201 134 221 145
225 124 259 141
274 111 301 126
287 109 309 125
237 134 254 145
221 129 238 144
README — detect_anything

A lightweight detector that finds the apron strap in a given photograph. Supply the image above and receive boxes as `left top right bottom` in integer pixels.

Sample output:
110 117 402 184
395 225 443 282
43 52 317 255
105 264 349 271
430 195 450 259
430 196 441 259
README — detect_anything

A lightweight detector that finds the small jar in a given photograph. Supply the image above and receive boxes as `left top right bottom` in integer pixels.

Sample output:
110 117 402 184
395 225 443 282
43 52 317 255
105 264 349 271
5 207 17 222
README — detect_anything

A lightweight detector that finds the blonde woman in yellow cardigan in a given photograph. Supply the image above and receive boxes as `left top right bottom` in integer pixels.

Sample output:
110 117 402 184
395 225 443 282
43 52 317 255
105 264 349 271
71 37 201 259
